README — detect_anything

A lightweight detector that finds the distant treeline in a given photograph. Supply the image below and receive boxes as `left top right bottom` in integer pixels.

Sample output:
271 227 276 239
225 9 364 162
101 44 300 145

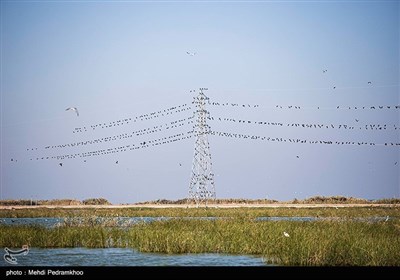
1 196 399 206
0 198 110 206
137 196 400 205
294 196 400 204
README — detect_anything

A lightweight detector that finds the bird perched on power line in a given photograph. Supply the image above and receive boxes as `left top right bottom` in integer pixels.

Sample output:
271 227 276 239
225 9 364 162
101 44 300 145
186 51 196 56
66 107 79 117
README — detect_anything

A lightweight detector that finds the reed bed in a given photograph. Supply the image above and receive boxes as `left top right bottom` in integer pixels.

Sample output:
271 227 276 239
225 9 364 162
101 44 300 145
1 218 399 266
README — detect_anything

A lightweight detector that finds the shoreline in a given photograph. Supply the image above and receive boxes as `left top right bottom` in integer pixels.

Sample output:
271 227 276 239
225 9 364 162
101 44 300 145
0 203 398 210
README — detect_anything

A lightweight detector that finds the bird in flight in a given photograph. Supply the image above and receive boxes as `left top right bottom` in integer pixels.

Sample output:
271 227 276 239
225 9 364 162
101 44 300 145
355 119 359 122
66 107 79 117
333 86 336 89
186 51 196 56
322 69 328 73
367 81 372 84
59 163 63 167
116 161 119 164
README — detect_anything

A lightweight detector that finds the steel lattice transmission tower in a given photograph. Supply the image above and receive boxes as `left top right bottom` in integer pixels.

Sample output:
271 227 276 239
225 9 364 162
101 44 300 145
188 88 216 206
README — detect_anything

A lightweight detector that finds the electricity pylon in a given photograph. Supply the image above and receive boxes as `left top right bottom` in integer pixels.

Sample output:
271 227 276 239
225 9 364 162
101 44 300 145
188 88 216 206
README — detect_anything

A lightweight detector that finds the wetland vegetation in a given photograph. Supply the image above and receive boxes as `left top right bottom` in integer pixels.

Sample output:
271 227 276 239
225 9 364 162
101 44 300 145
1 204 399 266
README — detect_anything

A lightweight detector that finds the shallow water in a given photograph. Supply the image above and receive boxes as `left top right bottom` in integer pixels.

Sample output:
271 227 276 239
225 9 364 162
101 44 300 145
0 248 266 266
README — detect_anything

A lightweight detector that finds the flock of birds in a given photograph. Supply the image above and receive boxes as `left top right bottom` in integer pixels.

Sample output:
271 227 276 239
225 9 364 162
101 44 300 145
37 117 193 152
209 116 399 131
209 130 400 147
49 132 192 165
72 104 190 134
208 101 260 108
13 57 399 168
13 92 399 166
208 101 400 111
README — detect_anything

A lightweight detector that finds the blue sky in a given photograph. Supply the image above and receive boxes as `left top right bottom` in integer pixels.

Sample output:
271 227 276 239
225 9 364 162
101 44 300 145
1 0 399 203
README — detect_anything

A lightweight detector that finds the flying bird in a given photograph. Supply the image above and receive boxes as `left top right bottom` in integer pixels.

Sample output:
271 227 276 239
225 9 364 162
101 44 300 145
186 51 196 56
66 107 79 117
355 119 359 122
283 232 290 237
333 86 336 89
322 69 327 73
367 81 372 84
59 163 63 167
116 161 119 164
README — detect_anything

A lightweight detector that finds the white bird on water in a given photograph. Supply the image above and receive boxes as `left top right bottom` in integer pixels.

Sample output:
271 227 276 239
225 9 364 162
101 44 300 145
283 232 290 237
65 107 79 117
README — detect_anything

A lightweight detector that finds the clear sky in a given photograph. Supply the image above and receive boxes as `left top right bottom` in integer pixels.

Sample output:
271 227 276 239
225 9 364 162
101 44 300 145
1 0 399 204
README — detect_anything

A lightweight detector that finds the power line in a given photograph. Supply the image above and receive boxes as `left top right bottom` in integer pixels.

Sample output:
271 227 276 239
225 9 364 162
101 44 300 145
209 130 400 147
24 131 194 163
27 116 193 152
208 101 400 111
74 103 191 133
208 116 399 131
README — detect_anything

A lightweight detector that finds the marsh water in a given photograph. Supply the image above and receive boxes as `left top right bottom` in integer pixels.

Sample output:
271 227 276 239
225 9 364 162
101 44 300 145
0 248 266 266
